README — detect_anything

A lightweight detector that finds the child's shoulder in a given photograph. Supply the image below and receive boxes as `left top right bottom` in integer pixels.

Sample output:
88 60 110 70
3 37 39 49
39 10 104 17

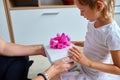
110 21 120 31
107 21 120 38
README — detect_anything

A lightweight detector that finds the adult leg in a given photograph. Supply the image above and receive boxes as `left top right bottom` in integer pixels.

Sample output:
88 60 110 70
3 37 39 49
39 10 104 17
0 56 10 80
4 56 29 80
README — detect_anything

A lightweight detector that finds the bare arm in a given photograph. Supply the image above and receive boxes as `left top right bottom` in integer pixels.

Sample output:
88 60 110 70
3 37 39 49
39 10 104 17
0 38 45 56
72 41 84 47
69 47 120 75
89 50 120 75
32 57 74 80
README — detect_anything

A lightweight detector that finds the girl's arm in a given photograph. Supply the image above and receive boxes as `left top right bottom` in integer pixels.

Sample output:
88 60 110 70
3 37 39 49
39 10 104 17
0 38 45 56
69 47 120 75
72 41 84 47
89 50 120 75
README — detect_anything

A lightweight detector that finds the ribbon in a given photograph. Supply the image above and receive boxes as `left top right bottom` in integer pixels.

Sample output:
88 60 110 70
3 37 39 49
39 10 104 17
50 33 71 49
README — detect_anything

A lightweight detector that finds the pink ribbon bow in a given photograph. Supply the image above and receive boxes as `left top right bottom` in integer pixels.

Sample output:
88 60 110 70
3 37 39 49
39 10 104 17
50 33 71 49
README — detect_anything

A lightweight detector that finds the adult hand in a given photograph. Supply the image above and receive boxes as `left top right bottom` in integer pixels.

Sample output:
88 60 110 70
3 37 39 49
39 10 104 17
45 57 74 79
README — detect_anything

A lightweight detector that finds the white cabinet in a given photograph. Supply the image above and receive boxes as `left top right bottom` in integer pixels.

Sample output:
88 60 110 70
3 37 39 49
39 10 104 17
0 0 10 41
4 0 87 45
10 8 87 45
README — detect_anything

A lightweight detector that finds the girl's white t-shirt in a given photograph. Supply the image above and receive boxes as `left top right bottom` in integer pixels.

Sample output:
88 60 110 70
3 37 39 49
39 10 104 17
83 20 120 80
61 21 120 80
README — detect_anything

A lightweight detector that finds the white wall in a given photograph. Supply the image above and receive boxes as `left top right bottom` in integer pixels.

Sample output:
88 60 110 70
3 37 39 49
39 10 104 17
115 0 120 26
0 0 10 41
115 8 120 26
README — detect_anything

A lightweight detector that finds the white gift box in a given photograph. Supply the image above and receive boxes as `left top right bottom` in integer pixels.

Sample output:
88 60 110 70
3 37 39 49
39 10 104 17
44 45 73 63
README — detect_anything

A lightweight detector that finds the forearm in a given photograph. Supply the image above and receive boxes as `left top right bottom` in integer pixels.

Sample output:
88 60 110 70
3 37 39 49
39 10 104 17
89 60 120 75
33 57 73 80
32 76 45 80
69 42 120 75
44 65 59 80
72 41 84 47
1 42 45 56
32 66 58 80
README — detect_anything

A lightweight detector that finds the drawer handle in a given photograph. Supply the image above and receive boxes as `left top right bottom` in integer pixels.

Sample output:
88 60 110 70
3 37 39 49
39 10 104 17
42 12 59 15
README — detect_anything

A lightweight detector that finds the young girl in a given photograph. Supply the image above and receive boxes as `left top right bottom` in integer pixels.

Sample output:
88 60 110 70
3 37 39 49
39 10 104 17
61 0 120 80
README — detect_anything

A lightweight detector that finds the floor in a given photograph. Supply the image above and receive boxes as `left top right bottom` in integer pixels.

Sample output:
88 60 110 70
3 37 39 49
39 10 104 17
28 55 51 79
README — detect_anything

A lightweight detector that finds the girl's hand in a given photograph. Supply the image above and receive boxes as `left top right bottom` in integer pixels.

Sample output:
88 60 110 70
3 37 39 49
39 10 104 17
68 46 91 67
71 41 84 47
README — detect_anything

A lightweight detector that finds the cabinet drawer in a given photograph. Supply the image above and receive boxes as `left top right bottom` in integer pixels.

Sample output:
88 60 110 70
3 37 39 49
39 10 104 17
10 8 87 45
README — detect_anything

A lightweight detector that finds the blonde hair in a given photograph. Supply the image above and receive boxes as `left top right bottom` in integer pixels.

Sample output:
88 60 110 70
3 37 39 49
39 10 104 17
77 0 116 20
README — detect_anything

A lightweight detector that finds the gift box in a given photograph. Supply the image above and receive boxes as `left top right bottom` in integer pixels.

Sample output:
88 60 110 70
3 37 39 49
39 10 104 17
44 33 72 63
44 44 73 63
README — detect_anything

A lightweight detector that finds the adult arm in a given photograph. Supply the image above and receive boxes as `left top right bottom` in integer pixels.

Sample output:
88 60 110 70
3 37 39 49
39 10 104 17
33 57 74 80
0 38 45 56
